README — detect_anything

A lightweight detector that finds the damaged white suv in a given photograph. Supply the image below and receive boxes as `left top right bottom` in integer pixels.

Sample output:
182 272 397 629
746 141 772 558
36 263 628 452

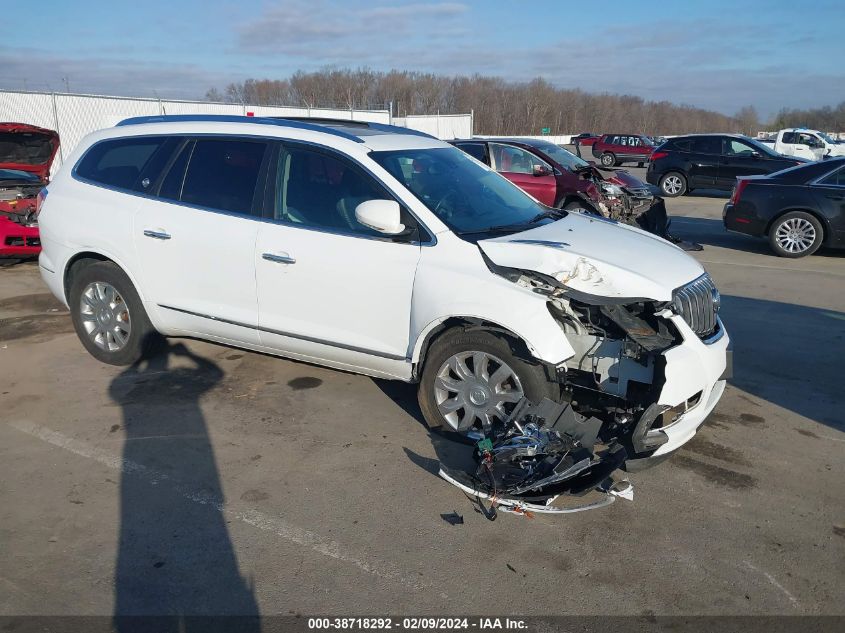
38 115 729 467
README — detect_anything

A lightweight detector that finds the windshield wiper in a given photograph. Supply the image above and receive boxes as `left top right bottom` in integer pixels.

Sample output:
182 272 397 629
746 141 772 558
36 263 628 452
455 210 563 236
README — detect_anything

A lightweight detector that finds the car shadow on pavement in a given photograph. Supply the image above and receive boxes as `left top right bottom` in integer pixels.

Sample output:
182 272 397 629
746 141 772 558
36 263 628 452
108 341 260 631
720 295 844 433
372 380 477 484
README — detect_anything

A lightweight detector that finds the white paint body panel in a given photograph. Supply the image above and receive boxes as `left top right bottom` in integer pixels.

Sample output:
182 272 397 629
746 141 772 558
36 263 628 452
477 212 704 301
133 197 261 344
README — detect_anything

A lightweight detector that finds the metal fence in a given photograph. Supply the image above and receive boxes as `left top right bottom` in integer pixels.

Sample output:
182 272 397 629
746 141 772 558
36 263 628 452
0 90 474 175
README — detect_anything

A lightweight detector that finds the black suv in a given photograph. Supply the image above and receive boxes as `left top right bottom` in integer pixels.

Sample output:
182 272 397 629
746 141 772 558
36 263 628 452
646 134 806 197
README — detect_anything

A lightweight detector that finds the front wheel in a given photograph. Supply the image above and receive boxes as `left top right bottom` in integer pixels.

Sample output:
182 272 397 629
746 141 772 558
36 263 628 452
768 211 823 258
69 261 161 365
600 153 616 167
418 328 558 434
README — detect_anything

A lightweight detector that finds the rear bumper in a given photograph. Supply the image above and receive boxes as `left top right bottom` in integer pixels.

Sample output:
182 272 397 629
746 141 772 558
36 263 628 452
0 217 41 257
723 202 766 236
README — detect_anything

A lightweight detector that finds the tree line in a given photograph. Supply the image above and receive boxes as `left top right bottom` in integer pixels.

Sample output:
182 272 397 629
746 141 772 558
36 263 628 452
206 68 768 136
770 102 845 133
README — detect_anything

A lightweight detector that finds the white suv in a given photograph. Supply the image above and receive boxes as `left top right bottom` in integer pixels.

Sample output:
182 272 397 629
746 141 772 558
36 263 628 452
37 115 729 465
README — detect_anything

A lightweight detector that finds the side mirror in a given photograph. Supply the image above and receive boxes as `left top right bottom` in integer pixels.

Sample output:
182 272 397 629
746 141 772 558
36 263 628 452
533 164 552 177
355 199 405 235
751 151 761 158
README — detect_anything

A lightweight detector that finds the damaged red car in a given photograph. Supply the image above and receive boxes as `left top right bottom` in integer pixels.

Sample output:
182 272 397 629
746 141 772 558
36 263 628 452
450 137 657 223
0 123 60 260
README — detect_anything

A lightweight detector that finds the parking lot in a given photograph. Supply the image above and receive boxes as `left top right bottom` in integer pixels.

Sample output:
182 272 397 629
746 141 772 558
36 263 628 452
1 171 843 617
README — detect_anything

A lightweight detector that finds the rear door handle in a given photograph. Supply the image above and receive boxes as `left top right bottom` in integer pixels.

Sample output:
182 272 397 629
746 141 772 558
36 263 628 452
262 252 296 264
143 229 171 240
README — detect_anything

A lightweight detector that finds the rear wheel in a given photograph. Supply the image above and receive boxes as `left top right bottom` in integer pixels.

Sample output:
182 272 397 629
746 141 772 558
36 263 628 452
659 172 687 197
418 328 558 433
600 153 616 167
768 211 823 258
69 261 161 365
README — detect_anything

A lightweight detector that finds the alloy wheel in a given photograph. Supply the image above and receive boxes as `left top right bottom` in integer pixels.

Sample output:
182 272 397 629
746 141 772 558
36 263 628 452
433 351 524 433
775 217 816 254
79 281 132 352
662 175 683 195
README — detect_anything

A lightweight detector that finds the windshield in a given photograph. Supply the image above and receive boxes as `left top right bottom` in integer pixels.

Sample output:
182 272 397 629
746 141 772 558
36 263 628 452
525 141 589 171
370 147 556 234
816 131 836 144
0 168 41 183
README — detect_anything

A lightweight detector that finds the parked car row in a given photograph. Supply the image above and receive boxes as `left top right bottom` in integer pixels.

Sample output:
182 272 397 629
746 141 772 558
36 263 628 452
36 114 730 475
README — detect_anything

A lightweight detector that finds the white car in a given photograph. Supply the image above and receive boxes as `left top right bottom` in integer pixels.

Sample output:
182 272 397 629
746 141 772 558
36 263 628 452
36 115 729 467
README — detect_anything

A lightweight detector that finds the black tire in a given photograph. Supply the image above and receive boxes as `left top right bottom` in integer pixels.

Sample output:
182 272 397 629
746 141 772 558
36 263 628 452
600 153 616 167
68 261 161 365
418 327 559 433
637 162 644 168
767 211 824 258
659 171 687 197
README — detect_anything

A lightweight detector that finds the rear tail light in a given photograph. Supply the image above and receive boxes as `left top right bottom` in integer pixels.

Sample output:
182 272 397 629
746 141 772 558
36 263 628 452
34 188 48 220
730 179 749 205
650 151 668 161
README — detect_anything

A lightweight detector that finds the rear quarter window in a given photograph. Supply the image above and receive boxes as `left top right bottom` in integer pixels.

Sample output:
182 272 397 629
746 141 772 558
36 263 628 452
75 136 172 191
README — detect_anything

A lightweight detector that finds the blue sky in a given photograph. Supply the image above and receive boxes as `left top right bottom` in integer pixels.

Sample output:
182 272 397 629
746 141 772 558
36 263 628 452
2 0 842 118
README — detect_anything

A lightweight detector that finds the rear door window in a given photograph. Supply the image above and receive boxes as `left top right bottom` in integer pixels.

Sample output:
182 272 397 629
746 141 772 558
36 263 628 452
454 142 489 164
177 138 269 215
76 136 174 191
691 137 721 154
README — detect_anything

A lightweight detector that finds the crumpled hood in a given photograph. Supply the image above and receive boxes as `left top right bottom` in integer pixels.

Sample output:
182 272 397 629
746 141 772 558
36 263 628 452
0 123 60 182
478 212 705 302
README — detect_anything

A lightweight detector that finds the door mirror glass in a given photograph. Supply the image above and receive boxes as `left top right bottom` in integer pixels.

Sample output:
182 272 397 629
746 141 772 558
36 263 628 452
355 199 405 235
532 163 552 177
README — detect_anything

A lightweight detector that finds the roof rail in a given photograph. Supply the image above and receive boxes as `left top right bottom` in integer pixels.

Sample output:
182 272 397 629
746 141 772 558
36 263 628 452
273 116 437 139
114 114 364 143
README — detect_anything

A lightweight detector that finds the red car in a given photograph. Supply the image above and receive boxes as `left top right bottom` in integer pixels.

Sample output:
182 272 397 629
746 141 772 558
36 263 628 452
591 134 656 167
450 137 656 220
0 123 59 260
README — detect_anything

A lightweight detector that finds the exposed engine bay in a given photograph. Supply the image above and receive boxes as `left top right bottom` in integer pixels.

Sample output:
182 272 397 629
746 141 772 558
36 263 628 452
575 164 655 225
0 185 41 226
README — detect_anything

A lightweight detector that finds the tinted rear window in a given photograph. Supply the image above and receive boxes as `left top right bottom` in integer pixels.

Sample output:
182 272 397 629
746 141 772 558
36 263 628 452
76 137 171 190
455 142 488 163
178 139 268 214
691 137 721 154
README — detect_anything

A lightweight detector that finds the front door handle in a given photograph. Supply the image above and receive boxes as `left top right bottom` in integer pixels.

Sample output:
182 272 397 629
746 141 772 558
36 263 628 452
262 252 296 264
825 193 845 201
143 229 171 240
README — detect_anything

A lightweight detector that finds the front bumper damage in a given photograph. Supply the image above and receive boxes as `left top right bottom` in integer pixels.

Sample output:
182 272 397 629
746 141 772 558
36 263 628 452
444 257 730 514
439 397 635 517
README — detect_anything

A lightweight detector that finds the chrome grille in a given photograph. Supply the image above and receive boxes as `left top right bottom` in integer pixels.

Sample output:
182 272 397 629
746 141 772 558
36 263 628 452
672 274 719 338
